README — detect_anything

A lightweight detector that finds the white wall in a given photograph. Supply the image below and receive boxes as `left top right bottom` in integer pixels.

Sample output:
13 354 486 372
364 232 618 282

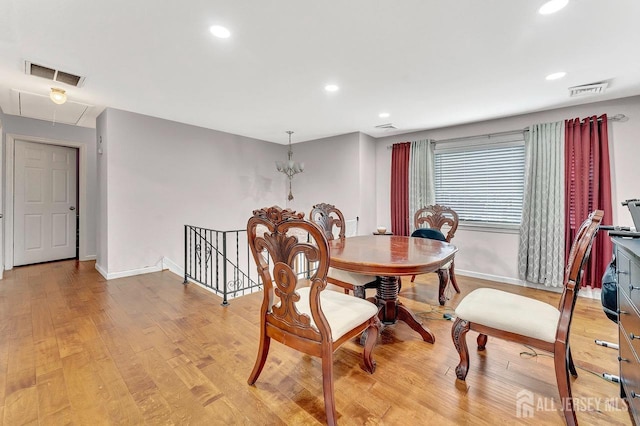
359 133 377 234
95 109 381 278
284 132 379 235
287 133 363 226
96 109 109 270
0 110 98 260
96 108 286 276
375 95 640 284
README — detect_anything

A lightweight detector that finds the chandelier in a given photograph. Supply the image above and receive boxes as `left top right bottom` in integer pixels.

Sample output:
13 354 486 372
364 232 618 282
276 130 305 201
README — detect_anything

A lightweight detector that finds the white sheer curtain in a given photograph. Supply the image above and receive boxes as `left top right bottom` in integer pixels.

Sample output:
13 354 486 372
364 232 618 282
518 121 565 287
409 139 435 234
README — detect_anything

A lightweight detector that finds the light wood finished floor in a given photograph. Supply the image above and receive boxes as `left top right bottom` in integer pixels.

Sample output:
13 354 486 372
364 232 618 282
0 260 632 425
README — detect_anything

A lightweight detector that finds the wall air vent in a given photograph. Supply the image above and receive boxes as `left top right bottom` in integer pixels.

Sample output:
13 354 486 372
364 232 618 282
375 123 398 130
568 82 608 97
25 61 85 87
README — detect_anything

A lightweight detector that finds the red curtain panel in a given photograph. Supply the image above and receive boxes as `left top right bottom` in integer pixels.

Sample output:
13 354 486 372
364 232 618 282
564 114 613 288
391 142 411 236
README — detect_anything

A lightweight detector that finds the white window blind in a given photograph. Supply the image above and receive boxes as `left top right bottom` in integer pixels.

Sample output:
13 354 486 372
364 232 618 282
434 136 525 225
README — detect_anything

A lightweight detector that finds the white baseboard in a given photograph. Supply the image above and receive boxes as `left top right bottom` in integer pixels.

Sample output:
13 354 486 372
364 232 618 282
94 256 184 281
161 256 184 277
576 286 602 300
455 269 526 287
108 265 163 280
95 261 162 280
95 262 108 279
455 268 600 300
80 254 97 261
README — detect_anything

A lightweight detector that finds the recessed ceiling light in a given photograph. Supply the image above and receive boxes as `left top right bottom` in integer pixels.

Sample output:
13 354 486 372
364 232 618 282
209 25 231 38
538 0 569 15
379 112 390 118
324 84 339 92
546 71 567 80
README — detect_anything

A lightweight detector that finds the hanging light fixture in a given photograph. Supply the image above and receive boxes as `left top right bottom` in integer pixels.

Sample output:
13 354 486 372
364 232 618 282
276 130 305 201
49 87 67 105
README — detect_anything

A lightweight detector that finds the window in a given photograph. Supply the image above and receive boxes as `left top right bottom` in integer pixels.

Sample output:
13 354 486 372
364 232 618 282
434 134 525 227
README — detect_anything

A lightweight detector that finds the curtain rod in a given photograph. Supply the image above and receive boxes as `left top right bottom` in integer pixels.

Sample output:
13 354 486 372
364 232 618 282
386 114 627 149
434 129 526 145
586 113 627 122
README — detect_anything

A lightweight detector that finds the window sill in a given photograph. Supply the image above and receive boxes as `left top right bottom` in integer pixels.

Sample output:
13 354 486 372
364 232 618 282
458 222 520 234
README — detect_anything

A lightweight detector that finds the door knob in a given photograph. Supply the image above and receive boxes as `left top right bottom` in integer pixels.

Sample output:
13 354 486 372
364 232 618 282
69 206 76 211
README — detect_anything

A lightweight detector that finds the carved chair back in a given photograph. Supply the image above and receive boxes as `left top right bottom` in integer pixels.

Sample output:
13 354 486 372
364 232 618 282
247 206 332 343
309 203 346 241
414 204 459 242
556 210 603 344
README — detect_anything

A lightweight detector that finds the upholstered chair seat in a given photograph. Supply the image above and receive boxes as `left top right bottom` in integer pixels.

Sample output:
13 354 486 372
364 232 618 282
327 267 377 288
295 287 379 341
454 288 560 343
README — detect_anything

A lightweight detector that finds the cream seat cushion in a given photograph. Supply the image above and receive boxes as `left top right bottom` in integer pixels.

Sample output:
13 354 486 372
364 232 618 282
454 288 560 343
295 287 378 342
328 267 376 287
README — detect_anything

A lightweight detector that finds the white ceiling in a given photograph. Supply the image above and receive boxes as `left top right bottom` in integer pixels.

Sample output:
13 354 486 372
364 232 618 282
1 0 639 144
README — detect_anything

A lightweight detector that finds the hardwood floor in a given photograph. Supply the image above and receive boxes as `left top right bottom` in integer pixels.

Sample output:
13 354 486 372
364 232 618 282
0 260 632 425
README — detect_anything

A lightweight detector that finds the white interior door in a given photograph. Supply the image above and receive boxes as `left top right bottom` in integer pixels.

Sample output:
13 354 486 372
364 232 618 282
14 140 78 266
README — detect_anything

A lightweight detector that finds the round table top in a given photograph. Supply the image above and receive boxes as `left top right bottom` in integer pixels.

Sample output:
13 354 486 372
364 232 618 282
328 235 458 276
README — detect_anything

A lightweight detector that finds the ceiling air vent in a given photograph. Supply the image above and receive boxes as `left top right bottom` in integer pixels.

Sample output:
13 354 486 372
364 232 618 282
29 63 56 80
25 61 85 87
375 123 398 130
568 82 608 97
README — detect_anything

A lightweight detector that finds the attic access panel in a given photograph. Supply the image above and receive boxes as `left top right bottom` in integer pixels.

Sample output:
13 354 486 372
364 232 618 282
17 90 89 125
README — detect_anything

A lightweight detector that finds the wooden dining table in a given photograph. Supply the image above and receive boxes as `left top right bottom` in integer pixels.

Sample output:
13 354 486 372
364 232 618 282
328 235 458 343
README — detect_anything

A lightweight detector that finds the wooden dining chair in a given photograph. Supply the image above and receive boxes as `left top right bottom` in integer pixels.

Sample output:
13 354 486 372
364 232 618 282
451 210 603 426
411 204 460 294
309 203 379 299
247 206 381 426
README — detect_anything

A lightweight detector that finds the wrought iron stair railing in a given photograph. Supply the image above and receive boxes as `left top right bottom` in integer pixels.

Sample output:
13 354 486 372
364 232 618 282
184 225 262 305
